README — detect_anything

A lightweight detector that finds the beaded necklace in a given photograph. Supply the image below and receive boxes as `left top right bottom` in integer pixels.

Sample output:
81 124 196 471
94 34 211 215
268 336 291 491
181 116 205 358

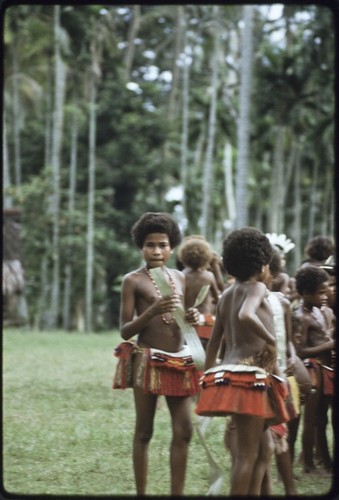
144 266 177 324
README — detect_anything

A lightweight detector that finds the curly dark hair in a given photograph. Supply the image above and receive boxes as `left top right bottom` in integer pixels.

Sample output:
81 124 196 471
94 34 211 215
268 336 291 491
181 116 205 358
269 247 283 277
295 265 329 295
178 236 213 270
222 227 273 281
304 236 334 261
131 212 182 249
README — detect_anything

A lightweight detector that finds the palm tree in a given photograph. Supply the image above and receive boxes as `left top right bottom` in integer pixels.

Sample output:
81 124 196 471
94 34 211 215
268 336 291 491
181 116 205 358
234 5 254 229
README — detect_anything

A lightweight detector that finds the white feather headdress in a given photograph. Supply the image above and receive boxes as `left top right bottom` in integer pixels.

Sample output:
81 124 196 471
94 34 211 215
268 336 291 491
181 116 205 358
265 233 295 254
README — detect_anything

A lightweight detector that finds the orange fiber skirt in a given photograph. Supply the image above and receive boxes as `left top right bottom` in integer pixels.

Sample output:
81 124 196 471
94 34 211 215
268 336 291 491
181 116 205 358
195 364 290 426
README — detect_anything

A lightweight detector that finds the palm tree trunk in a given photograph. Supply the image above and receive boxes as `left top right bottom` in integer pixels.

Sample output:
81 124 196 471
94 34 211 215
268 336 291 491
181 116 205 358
201 5 220 239
85 67 97 333
292 146 302 271
269 125 285 233
167 5 184 122
180 25 190 233
62 105 79 331
47 5 67 329
223 142 236 230
307 159 319 240
3 115 12 209
11 39 21 186
235 5 254 229
123 5 141 81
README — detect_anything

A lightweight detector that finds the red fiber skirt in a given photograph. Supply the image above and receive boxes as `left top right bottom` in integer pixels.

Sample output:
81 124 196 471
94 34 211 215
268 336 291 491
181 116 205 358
113 341 201 397
195 364 290 426
194 314 215 340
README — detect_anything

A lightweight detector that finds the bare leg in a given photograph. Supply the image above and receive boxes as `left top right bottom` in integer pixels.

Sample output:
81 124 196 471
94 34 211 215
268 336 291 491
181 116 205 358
249 428 275 495
230 414 267 496
133 387 157 495
166 396 193 496
302 389 320 472
287 414 300 463
316 394 332 470
276 449 297 494
261 469 273 496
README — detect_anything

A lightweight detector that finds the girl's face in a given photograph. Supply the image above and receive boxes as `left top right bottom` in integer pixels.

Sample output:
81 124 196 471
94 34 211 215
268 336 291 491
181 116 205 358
303 282 329 309
142 233 172 269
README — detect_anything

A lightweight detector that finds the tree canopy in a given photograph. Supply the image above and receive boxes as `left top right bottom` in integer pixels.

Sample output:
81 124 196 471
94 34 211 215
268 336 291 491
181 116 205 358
3 4 335 330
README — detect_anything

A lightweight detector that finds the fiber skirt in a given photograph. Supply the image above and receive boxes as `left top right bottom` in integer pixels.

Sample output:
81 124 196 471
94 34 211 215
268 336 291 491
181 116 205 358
113 341 200 397
195 364 290 426
304 358 335 396
194 314 215 340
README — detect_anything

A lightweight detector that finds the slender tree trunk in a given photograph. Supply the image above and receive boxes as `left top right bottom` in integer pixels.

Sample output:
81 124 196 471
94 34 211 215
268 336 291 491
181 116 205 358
307 159 319 240
3 116 12 209
269 125 285 233
44 62 53 167
47 5 67 329
123 5 141 81
201 5 220 239
167 5 184 122
12 40 21 186
180 25 190 233
85 69 97 333
223 142 236 230
37 237 50 329
62 106 78 331
292 146 302 271
235 5 254 229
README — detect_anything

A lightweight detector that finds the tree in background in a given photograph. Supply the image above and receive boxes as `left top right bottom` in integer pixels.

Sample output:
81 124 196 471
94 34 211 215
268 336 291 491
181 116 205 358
3 4 335 330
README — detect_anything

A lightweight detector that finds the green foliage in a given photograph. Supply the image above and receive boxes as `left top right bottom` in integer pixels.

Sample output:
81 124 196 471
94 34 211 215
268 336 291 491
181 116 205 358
4 5 334 329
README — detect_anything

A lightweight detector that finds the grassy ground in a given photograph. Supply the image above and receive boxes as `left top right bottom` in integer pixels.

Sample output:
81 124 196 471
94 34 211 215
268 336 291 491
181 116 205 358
2 328 335 497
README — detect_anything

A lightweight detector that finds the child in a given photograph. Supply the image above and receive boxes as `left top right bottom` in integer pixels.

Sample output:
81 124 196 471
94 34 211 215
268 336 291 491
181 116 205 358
178 236 220 349
113 212 200 496
292 265 335 474
195 227 289 496
262 248 300 495
300 235 335 268
266 232 296 299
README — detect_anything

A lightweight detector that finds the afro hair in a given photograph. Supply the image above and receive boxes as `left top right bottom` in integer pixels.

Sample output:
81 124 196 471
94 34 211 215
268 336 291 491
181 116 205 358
295 265 329 295
222 227 273 281
178 236 213 270
131 212 182 249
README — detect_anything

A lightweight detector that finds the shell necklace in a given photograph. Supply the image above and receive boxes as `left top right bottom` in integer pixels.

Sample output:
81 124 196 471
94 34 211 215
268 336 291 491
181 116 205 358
144 266 177 324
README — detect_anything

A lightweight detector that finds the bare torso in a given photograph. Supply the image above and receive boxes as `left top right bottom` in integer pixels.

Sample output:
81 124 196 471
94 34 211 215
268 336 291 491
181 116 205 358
217 281 275 367
182 268 219 314
120 267 186 352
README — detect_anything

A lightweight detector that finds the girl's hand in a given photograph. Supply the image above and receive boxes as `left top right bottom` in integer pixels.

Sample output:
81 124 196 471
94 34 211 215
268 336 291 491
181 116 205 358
184 307 199 325
151 294 181 317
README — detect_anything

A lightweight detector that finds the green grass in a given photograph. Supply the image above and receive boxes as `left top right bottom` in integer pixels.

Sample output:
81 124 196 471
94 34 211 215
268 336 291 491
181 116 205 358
2 328 335 496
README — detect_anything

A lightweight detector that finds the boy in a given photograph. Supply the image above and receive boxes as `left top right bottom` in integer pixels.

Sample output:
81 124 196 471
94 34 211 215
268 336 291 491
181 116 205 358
292 265 335 474
178 236 220 349
195 227 289 496
113 212 200 496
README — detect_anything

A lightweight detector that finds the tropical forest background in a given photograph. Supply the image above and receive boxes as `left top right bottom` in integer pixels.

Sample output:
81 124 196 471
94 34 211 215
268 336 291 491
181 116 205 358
3 3 336 332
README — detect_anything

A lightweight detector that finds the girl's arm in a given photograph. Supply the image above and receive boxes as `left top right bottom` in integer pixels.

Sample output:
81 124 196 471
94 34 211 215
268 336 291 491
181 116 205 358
292 313 335 358
119 274 180 340
238 282 276 345
204 303 224 370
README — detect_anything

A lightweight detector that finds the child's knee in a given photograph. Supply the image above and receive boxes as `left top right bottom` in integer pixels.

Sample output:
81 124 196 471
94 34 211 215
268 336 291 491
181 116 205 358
135 428 153 444
173 421 193 443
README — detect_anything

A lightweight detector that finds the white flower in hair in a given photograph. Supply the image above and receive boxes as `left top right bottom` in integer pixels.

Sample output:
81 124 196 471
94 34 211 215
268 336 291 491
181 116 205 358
265 233 295 254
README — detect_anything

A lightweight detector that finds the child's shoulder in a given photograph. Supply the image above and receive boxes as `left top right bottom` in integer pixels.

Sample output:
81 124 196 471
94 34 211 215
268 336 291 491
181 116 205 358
123 267 145 283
